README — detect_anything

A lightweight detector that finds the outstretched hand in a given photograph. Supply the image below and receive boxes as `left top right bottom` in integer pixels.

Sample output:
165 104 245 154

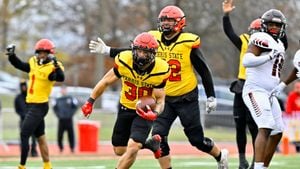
89 37 111 54
222 0 235 14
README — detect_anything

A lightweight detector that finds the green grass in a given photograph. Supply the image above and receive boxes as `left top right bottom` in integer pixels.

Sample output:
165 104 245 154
1 105 236 142
0 154 300 169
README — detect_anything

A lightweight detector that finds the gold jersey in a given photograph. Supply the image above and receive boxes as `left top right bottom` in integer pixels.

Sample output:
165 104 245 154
115 51 170 109
26 56 64 103
238 33 250 80
149 30 200 96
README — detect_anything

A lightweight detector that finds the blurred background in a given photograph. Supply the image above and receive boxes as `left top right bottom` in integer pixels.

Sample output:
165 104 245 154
0 0 300 145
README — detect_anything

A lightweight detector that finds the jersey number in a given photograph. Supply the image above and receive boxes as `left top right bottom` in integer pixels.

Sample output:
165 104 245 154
271 56 284 77
29 74 35 94
168 59 181 81
124 81 153 101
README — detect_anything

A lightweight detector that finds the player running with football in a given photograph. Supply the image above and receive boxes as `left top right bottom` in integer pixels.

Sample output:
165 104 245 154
6 39 64 169
88 5 229 169
242 9 288 169
81 32 170 169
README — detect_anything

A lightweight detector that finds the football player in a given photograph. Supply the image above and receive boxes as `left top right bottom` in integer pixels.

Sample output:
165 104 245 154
7 39 64 169
82 32 170 169
88 5 229 169
242 9 288 169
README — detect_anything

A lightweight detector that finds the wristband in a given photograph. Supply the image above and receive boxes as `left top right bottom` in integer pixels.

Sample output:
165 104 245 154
87 97 95 104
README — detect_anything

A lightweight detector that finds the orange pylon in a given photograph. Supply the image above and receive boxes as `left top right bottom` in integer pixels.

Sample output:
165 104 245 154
282 136 289 155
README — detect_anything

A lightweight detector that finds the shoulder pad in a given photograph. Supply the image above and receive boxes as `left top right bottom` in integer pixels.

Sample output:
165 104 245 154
179 33 200 48
249 32 278 50
293 49 300 70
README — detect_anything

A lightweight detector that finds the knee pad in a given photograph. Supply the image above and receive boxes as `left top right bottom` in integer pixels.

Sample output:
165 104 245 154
184 125 214 153
160 136 170 157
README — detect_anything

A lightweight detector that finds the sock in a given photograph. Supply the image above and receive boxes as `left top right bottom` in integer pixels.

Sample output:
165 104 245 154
215 151 222 162
239 153 246 161
43 162 52 169
254 162 264 169
18 164 26 169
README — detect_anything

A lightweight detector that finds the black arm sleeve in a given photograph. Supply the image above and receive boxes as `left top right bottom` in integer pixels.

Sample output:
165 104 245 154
8 54 30 73
110 47 131 58
48 67 65 82
190 48 215 97
223 15 242 51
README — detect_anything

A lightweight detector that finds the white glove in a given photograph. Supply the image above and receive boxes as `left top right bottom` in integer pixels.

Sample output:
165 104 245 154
296 71 300 79
89 37 111 54
206 96 217 114
270 82 287 97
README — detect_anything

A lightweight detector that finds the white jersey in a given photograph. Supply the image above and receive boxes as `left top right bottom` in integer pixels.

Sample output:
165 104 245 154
244 32 285 92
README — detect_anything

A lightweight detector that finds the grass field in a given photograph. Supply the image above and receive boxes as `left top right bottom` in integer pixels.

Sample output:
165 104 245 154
0 154 300 169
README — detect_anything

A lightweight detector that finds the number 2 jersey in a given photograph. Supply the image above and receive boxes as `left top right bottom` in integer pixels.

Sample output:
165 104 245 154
244 32 285 92
114 51 170 109
149 30 201 96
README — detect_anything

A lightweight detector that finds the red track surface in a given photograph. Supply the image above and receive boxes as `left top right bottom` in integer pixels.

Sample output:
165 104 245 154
0 141 296 157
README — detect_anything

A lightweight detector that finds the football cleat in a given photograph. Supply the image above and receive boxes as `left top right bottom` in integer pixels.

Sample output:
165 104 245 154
145 134 162 159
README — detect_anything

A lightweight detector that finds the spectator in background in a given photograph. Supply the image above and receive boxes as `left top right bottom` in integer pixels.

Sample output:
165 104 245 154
53 85 78 153
14 80 38 157
285 81 300 152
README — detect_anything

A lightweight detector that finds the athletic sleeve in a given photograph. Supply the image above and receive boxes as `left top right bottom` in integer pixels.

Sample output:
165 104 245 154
222 15 242 50
190 48 215 97
8 54 30 73
110 47 131 58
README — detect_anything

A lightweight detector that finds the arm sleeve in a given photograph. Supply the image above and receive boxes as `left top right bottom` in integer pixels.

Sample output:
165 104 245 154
222 15 242 50
48 67 65 82
242 52 270 67
8 54 30 73
110 47 131 58
190 48 215 97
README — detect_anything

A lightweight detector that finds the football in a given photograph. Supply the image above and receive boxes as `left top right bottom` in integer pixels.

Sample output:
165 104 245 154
136 96 156 111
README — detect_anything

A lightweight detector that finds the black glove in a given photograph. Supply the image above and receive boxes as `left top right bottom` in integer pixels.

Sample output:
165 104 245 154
6 44 16 56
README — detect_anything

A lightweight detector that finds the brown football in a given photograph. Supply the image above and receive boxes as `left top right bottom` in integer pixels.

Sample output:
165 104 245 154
136 96 156 111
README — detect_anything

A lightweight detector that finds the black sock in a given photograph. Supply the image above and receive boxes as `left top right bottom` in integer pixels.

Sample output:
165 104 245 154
215 151 222 162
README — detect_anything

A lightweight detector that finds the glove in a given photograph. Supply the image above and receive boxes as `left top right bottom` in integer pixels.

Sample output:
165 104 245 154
206 96 217 114
49 55 58 67
297 71 300 79
81 98 95 118
89 37 111 54
270 82 287 97
268 49 283 60
136 105 158 121
6 44 16 56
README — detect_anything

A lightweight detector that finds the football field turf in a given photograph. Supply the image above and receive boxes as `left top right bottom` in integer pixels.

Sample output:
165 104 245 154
1 154 299 169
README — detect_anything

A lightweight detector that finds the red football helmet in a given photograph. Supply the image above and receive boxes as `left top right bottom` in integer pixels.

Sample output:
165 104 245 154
35 39 55 54
158 5 186 34
132 32 158 74
248 18 262 35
